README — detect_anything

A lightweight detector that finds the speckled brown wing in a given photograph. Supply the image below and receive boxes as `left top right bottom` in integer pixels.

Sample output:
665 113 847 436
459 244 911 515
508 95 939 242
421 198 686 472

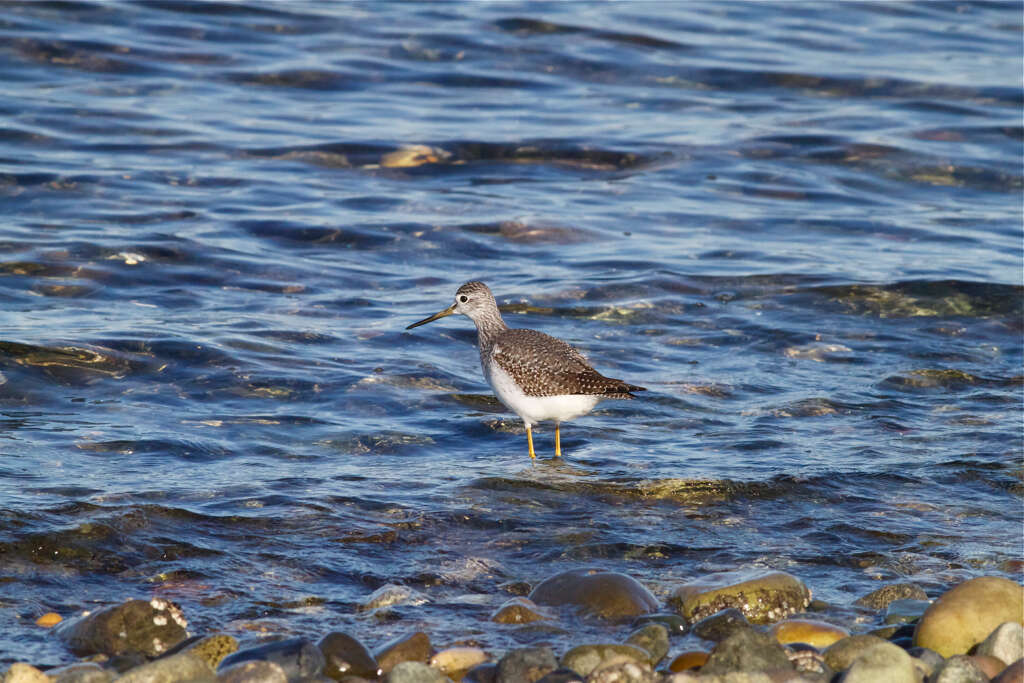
490 328 645 398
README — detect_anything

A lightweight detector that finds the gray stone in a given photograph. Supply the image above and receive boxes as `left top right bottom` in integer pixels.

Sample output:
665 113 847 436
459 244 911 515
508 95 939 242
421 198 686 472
117 652 215 683
534 670 583 683
700 628 793 676
384 662 446 683
976 622 1024 667
624 624 668 666
55 599 188 658
216 660 288 683
823 634 890 673
560 645 648 677
217 638 324 682
583 660 656 683
907 647 943 678
690 608 750 643
496 647 557 683
854 583 928 611
319 632 380 679
373 631 431 674
840 642 916 683
47 663 112 683
931 655 989 683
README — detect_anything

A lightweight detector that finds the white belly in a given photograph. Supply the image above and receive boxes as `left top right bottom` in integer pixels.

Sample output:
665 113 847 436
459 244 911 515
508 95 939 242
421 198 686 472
484 361 600 427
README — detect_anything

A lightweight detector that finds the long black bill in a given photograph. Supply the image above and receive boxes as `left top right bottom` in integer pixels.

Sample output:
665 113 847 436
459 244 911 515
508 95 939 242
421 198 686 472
406 304 456 330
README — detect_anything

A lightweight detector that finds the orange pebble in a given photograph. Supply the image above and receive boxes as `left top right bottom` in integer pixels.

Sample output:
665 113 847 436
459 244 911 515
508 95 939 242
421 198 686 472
668 650 709 672
36 612 62 627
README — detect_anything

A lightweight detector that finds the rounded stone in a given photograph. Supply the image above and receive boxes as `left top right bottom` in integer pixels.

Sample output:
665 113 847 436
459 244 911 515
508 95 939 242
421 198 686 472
854 583 928 611
970 655 1010 679
534 670 583 683
319 631 379 679
495 647 556 683
55 598 188 658
977 622 1024 667
930 655 988 683
993 659 1024 683
47 663 112 683
529 569 658 621
769 619 849 649
585 660 657 683
118 651 215 683
491 598 547 624
384 661 447 683
700 628 793 676
666 651 708 673
913 576 1024 657
669 570 810 625
2 664 50 683
36 613 62 628
560 644 649 677
216 660 287 683
690 608 750 643
429 647 487 679
217 637 324 681
373 632 432 674
624 624 669 666
841 642 917 683
822 634 890 672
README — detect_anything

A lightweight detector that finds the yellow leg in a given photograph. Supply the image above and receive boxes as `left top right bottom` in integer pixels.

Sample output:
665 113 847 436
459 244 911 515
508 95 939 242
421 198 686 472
526 424 536 459
554 422 561 458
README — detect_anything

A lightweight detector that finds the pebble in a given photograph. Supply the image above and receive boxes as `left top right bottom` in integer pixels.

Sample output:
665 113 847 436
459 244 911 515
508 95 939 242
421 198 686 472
970 654 1009 679
36 613 63 628
840 641 917 683
930 655 989 683
319 631 380 679
977 622 1024 667
699 627 793 676
854 583 928 610
529 569 658 621
630 614 687 637
216 637 324 681
669 570 810 625
490 597 547 624
2 664 50 683
560 644 649 677
534 670 583 683
495 647 557 683
216 660 288 683
384 661 447 683
769 618 849 648
624 624 668 666
822 634 890 672
55 599 188 658
181 635 239 670
117 651 215 683
583 660 657 683
666 651 708 673
429 647 488 679
46 663 112 683
690 608 750 643
993 659 1024 683
361 584 429 612
913 576 1024 657
373 631 432 674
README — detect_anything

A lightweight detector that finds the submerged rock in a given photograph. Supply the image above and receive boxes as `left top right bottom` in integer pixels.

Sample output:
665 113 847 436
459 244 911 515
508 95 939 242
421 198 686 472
854 583 928 611
669 570 810 625
913 576 1024 657
55 599 188 658
490 597 547 624
528 569 658 620
217 637 324 682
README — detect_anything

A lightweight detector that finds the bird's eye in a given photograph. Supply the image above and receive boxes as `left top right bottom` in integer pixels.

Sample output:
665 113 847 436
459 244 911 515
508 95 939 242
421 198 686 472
459 295 468 303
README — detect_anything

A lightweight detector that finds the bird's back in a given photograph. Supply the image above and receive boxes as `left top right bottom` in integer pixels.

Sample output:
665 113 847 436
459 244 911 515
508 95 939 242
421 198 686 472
485 328 645 399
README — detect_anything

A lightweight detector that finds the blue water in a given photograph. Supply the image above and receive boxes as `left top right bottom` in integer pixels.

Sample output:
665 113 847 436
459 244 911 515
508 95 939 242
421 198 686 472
0 0 1020 666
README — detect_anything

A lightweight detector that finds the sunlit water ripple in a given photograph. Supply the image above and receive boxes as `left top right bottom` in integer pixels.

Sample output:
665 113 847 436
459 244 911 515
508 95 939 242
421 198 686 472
0 0 1020 666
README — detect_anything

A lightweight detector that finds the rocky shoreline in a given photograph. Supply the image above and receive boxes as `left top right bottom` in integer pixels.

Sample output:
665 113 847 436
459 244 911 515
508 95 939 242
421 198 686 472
4 570 1022 683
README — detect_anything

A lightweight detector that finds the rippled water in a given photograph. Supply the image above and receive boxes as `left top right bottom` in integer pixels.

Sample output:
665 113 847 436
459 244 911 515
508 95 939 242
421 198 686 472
1 0 1021 666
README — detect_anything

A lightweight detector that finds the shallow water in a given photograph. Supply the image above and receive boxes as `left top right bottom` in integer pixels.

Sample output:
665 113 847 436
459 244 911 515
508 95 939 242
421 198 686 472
0 0 1021 666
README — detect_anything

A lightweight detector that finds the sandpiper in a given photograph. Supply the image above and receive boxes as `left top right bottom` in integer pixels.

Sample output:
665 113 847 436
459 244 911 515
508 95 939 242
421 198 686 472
406 281 645 458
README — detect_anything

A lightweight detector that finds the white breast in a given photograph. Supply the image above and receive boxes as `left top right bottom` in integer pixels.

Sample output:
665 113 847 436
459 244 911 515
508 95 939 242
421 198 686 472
484 359 600 428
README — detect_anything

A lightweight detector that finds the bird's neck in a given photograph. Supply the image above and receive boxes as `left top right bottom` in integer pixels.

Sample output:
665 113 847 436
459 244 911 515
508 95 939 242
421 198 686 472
472 310 508 347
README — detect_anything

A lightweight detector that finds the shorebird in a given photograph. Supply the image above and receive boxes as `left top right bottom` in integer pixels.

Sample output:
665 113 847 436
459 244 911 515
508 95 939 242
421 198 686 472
406 281 645 459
